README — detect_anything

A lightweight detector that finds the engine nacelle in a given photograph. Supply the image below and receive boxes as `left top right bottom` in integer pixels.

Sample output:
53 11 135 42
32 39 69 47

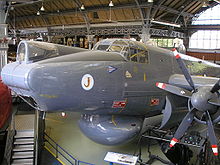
78 114 143 145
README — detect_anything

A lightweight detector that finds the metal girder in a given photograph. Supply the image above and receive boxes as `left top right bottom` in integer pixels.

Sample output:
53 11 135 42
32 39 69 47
151 0 167 19
0 0 7 23
17 25 185 38
4 1 11 23
0 1 6 10
72 0 90 33
157 4 194 18
174 0 193 26
134 0 144 25
134 0 152 43
188 25 220 30
39 15 51 35
8 0 42 9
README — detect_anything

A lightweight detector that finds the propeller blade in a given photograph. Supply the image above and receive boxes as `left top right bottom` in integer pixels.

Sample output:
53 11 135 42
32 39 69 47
159 96 172 129
156 82 192 98
210 79 220 93
206 111 218 156
208 98 220 106
172 49 196 91
170 109 195 148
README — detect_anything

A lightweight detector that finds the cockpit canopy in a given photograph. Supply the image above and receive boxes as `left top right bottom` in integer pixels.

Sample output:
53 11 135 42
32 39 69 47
93 39 149 63
16 41 86 63
17 41 59 63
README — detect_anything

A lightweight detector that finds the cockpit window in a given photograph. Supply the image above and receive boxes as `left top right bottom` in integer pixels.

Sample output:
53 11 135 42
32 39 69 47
109 45 123 52
16 41 59 63
95 44 110 51
112 40 128 46
28 44 57 61
28 42 58 61
93 39 149 64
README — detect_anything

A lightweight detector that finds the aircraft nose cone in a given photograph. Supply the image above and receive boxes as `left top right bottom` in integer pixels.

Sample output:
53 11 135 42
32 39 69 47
1 62 19 87
1 62 17 87
1 62 40 95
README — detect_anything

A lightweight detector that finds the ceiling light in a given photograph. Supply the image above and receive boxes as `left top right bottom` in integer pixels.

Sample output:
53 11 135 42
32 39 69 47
81 4 85 10
151 19 181 28
37 11 40 15
202 1 208 7
61 112 66 117
40 5 45 11
148 0 154 2
109 1 114 7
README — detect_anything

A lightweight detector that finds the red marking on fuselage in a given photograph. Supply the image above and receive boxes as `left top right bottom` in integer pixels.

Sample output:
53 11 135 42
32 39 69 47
112 101 127 108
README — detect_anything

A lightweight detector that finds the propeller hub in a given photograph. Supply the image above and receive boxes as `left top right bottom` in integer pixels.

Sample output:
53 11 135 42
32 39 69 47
191 87 217 112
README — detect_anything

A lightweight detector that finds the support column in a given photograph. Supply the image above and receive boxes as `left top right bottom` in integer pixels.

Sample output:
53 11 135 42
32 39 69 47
0 1 6 23
140 25 150 44
34 110 45 165
0 0 9 72
137 5 152 44
87 35 94 50
47 27 52 43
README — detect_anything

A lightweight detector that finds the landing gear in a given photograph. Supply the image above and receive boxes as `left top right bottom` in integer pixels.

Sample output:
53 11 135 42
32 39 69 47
134 127 197 165
161 143 193 165
134 126 220 165
196 141 220 165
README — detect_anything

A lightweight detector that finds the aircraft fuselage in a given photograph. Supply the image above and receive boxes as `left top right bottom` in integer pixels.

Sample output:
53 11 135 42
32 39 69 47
2 43 220 117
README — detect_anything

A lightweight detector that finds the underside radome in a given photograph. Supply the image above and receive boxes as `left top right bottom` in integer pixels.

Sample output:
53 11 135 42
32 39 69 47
78 114 144 145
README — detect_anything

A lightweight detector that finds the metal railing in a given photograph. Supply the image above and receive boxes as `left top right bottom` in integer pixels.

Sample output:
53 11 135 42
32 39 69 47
44 133 95 165
78 161 95 165
3 110 16 165
3 130 15 165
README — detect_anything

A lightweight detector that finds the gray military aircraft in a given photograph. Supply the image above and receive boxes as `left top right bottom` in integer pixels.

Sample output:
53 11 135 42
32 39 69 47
1 39 220 157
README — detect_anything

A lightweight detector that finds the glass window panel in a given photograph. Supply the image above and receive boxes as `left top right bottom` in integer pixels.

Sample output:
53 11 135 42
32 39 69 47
163 39 168 47
96 45 110 50
190 5 220 49
109 45 123 52
168 39 173 47
197 39 203 49
157 39 163 47
193 5 220 25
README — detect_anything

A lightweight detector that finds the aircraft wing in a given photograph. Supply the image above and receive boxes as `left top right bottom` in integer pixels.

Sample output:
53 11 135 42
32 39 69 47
169 74 219 91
